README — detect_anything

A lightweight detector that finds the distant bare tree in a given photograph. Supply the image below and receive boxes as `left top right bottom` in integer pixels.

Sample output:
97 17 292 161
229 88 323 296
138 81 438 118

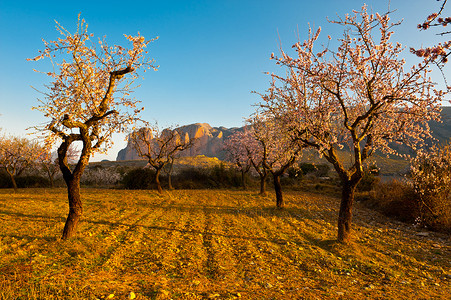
37 146 80 187
129 123 195 193
163 154 179 190
0 136 41 191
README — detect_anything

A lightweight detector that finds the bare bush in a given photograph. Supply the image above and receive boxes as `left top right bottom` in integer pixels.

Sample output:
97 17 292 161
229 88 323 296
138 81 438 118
366 142 451 233
81 167 121 187
409 142 451 231
369 179 419 223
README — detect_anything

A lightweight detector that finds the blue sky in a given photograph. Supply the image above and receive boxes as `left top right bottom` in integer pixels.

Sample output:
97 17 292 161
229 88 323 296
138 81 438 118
0 0 449 161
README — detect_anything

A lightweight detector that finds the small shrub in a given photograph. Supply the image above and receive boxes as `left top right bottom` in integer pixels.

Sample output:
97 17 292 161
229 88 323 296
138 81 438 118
287 167 303 179
122 168 156 189
175 167 212 189
314 164 330 177
16 175 50 188
210 163 242 188
280 176 299 186
0 170 12 188
368 179 419 223
295 163 331 177
0 172 50 188
299 163 317 175
81 167 121 186
172 164 243 189
357 166 381 192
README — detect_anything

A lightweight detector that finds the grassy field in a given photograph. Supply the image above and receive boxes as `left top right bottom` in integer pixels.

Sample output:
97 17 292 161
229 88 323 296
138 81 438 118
0 188 449 299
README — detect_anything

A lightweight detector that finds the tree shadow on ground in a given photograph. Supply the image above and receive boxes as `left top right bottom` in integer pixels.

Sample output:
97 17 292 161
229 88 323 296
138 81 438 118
0 209 66 222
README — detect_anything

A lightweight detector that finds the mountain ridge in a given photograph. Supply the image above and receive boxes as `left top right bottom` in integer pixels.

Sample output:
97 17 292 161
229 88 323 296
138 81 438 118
116 107 451 161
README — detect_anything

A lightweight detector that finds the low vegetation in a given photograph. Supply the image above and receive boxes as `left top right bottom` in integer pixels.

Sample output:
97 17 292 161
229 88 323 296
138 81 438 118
361 179 451 234
0 188 449 299
359 141 451 234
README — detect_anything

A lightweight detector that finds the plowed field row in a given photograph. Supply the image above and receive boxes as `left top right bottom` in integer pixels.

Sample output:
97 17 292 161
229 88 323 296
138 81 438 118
0 188 449 299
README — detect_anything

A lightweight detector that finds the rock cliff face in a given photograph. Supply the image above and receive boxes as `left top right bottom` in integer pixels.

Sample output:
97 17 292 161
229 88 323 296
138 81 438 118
116 123 242 161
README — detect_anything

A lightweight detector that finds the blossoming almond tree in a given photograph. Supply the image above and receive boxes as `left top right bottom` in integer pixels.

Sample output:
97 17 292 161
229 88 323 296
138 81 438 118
248 142 270 196
223 130 253 190
412 0 451 67
29 15 158 239
225 127 270 194
244 127 270 196
249 113 304 208
263 6 445 242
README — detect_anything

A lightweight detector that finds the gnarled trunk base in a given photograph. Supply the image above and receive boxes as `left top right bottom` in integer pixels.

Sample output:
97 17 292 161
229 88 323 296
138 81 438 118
241 170 247 190
62 180 83 240
337 181 356 243
155 168 163 194
260 174 267 195
274 174 284 208
10 176 18 192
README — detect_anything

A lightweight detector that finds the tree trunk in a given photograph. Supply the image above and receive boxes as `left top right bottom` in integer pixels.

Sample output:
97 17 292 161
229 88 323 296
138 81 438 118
241 170 247 190
62 178 83 240
155 168 163 194
46 169 55 188
168 173 173 190
259 173 267 195
10 174 18 192
5 169 18 192
49 175 55 188
58 137 90 240
273 173 283 208
337 180 357 243
167 159 174 190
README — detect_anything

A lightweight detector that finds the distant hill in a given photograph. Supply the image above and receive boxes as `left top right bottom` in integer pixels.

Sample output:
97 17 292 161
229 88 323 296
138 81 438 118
429 106 451 144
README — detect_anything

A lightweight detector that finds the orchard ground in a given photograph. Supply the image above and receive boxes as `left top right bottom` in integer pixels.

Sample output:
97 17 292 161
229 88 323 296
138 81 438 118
0 188 449 299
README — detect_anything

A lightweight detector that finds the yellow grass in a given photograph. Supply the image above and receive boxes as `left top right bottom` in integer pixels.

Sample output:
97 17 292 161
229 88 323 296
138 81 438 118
0 188 449 299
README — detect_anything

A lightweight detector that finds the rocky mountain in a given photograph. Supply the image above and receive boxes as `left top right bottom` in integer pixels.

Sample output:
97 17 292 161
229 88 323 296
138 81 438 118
116 123 243 161
116 107 451 161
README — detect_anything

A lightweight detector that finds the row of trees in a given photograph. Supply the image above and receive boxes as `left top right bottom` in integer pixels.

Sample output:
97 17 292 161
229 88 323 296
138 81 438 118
223 117 303 207
225 5 448 243
0 135 41 191
0 134 78 191
26 3 449 243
